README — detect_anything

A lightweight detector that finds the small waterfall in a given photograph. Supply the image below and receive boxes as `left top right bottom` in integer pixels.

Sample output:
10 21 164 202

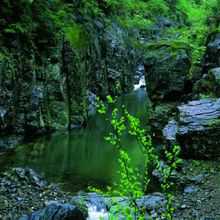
134 75 146 91
87 205 109 220
134 64 146 91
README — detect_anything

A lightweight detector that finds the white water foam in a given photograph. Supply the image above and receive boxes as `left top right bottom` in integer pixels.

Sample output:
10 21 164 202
134 76 146 91
87 205 109 220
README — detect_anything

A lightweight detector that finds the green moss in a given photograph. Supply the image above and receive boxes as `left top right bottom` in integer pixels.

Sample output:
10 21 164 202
208 118 220 128
0 52 5 61
64 24 88 50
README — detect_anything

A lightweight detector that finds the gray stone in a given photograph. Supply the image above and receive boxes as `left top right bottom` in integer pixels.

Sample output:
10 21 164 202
184 185 199 194
0 136 21 152
15 168 47 188
144 47 191 102
19 202 87 220
188 174 206 185
136 193 166 210
162 120 178 141
209 67 220 81
72 192 107 212
163 98 220 158
177 99 220 134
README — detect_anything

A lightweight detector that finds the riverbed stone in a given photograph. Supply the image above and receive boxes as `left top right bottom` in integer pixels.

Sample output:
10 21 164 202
15 168 47 188
136 193 166 211
184 185 199 194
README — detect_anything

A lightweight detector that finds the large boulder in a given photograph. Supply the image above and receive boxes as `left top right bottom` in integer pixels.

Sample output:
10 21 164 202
163 98 220 158
19 202 87 220
144 46 191 102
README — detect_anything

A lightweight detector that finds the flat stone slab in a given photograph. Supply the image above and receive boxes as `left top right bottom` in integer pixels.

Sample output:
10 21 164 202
163 98 220 158
178 98 220 134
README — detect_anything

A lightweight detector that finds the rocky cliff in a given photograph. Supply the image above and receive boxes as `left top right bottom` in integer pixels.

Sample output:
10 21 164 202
0 2 138 140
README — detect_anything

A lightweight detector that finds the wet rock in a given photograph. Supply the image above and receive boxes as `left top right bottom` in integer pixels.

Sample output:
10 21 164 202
15 168 47 188
136 193 166 211
84 193 107 211
162 120 178 141
72 192 167 218
144 47 191 102
0 136 21 153
184 185 199 194
193 67 220 97
104 22 136 95
0 18 138 138
72 192 108 212
19 202 87 220
188 174 206 185
163 98 220 158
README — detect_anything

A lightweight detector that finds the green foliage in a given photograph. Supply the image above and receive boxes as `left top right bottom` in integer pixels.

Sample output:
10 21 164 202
1 0 220 62
0 0 87 50
104 0 169 29
157 145 182 220
136 0 220 72
93 96 182 219
175 0 219 65
63 24 88 49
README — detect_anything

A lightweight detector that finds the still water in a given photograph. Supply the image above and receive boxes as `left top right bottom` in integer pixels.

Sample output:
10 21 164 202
1 88 149 192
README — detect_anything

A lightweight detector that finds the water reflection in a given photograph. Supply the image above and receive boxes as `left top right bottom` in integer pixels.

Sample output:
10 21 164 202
1 89 149 192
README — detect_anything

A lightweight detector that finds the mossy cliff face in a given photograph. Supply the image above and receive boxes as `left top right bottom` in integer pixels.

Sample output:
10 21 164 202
0 21 137 138
88 22 136 98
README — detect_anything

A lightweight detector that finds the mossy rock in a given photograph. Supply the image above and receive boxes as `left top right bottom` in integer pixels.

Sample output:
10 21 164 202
144 46 192 102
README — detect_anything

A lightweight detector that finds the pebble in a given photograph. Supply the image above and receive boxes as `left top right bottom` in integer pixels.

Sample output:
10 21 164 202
184 185 199 194
180 204 187 209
